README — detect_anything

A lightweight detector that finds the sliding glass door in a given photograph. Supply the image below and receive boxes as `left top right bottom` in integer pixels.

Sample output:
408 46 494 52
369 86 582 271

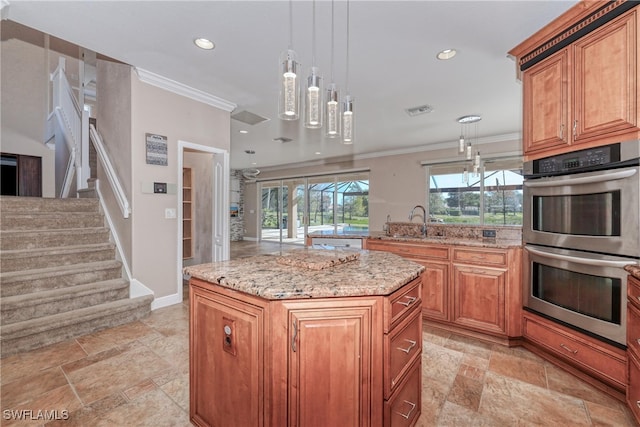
259 172 369 245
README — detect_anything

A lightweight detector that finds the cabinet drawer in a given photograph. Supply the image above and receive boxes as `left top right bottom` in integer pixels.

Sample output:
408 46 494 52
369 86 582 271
629 301 640 358
385 308 422 399
629 276 640 310
452 248 507 266
384 277 422 333
523 313 626 389
628 349 640 423
384 357 421 427
367 240 449 260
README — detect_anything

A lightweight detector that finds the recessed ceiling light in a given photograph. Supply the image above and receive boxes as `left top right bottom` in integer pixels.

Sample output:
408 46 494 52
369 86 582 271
239 130 248 134
194 38 215 50
315 152 322 155
244 149 256 154
251 162 257 165
437 49 457 60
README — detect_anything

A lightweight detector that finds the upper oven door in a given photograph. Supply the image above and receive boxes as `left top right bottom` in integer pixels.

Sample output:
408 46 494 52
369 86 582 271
523 166 639 257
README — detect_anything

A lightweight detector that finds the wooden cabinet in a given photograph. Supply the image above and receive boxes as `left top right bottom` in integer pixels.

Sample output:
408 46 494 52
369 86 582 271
523 310 626 393
183 167 194 259
511 4 640 159
365 239 522 343
284 299 378 427
628 275 640 424
190 275 422 427
190 282 267 427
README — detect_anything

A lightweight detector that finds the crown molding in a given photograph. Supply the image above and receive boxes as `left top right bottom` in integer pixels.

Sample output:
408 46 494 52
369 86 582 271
135 68 236 112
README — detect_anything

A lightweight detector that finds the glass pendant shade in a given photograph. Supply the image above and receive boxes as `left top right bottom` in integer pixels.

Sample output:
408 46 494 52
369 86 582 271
342 95 354 144
458 135 465 153
304 66 323 128
278 49 300 120
325 83 340 138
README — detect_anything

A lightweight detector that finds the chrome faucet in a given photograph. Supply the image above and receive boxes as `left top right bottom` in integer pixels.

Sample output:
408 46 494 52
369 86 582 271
409 205 427 237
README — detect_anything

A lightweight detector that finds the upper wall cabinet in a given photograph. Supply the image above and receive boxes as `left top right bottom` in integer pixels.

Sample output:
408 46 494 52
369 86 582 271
510 1 639 160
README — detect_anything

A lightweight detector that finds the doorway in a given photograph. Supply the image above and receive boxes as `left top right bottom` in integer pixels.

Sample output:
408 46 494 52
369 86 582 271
0 153 42 196
178 141 229 302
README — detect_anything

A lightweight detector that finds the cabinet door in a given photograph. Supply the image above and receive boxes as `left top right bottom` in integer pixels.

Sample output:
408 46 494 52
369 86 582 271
190 287 265 427
411 257 448 322
523 48 571 155
573 9 638 143
287 300 378 427
452 265 506 335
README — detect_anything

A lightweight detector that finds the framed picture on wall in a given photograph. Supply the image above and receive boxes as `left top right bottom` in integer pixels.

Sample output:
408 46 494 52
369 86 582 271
230 204 239 217
145 133 168 166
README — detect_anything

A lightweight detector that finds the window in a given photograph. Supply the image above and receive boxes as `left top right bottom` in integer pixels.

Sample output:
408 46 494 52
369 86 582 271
427 157 523 225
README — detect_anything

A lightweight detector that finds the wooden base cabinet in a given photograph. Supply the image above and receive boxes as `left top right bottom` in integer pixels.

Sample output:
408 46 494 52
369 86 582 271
190 276 422 427
365 240 522 342
628 275 640 424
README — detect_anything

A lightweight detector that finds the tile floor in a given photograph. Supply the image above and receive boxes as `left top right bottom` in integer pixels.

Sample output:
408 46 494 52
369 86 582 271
1 241 636 426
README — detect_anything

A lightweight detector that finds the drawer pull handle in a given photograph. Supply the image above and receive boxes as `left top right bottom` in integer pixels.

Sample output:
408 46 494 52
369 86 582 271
397 339 417 354
396 296 417 307
396 400 416 419
637 296 640 302
560 343 577 355
637 338 640 346
636 400 640 409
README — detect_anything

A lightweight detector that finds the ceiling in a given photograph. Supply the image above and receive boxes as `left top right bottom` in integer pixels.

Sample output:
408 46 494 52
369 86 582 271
4 0 578 170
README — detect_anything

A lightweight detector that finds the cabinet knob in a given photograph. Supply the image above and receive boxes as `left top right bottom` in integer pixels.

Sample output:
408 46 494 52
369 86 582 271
395 400 416 419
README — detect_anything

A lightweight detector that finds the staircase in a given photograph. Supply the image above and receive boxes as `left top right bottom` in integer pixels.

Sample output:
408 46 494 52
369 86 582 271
0 196 153 357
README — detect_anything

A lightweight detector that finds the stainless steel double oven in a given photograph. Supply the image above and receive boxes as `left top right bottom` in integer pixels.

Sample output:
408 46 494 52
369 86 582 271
523 141 640 346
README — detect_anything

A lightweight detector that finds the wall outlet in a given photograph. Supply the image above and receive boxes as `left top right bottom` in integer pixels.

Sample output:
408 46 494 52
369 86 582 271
165 208 176 219
482 229 496 238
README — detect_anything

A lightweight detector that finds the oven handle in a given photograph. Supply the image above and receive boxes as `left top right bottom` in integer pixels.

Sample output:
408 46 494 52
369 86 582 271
525 246 635 268
524 168 636 188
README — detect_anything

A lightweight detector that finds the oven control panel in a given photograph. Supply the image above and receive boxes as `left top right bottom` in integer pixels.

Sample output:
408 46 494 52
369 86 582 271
525 144 622 176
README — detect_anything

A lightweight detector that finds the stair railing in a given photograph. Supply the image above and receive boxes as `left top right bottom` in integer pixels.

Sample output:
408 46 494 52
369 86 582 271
89 124 131 218
51 57 83 198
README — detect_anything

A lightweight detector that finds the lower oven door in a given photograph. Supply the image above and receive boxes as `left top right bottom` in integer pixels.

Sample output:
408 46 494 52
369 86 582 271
524 244 635 346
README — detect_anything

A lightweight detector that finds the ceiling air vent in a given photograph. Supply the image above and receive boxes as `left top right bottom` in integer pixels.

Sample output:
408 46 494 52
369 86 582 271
273 137 293 143
405 104 434 117
231 110 270 125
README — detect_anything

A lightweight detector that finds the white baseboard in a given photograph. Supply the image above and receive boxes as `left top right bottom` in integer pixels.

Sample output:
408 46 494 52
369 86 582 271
151 292 183 310
241 236 259 241
130 279 153 298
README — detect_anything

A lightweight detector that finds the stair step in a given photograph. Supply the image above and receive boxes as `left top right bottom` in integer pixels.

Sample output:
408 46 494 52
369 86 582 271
0 212 104 230
0 260 123 297
0 295 154 357
0 196 99 213
1 243 116 272
1 279 130 325
0 227 110 250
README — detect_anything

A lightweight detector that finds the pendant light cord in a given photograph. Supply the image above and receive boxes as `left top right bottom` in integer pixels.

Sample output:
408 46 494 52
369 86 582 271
288 0 293 50
311 0 316 66
330 0 335 83
345 0 350 94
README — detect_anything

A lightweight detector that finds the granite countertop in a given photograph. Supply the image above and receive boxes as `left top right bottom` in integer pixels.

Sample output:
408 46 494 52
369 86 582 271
184 248 424 300
367 231 522 249
626 264 640 280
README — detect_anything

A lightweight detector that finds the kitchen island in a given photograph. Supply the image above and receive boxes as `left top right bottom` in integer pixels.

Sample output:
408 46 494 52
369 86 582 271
185 248 425 427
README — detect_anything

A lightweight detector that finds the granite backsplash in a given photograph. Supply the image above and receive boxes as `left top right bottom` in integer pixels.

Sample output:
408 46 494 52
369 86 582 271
385 222 522 241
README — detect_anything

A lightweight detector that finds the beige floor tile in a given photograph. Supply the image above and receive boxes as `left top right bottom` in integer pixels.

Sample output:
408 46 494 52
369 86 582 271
123 379 158 401
75 321 156 355
446 372 483 411
545 363 627 409
0 341 86 385
444 334 493 360
90 388 191 427
44 393 128 427
479 371 591 426
63 341 171 405
488 351 547 388
435 401 505 427
160 372 190 412
585 400 636 427
422 343 463 388
3 384 82 427
1 367 68 410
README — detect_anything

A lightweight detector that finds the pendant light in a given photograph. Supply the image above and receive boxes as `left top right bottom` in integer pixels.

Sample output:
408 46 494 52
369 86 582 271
342 0 354 144
325 0 340 138
278 0 300 120
304 0 323 129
